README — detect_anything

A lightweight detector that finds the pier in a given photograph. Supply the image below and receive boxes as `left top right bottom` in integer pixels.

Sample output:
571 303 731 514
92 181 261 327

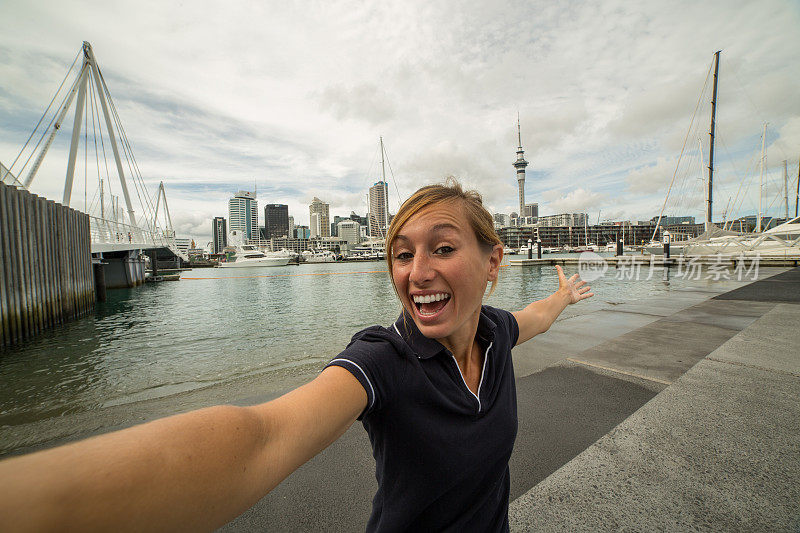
1 42 188 346
510 254 800 267
0 182 94 348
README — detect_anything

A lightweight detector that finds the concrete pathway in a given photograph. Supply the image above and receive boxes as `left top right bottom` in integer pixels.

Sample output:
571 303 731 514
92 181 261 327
509 268 800 531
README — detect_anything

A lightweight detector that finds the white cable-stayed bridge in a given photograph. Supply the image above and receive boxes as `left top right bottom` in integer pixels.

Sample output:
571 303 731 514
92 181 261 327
1 41 187 264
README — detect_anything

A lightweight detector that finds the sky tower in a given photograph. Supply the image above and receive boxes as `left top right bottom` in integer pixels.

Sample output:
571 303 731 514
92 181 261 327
513 115 529 217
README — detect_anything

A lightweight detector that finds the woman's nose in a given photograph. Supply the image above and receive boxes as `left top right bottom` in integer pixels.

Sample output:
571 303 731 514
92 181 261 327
409 253 434 284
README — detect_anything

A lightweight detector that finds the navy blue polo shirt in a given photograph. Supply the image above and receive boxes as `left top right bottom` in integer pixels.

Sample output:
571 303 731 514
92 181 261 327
325 305 519 532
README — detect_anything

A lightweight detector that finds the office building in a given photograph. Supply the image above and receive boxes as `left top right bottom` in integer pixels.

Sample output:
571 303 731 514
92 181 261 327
523 203 538 218
493 213 511 228
264 204 289 239
212 217 227 254
369 181 390 238
337 219 361 245
288 216 295 238
228 191 258 241
537 213 588 227
309 197 330 238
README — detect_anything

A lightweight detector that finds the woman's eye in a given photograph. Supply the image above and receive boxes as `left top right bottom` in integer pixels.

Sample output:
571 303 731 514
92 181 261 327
395 252 413 260
435 246 454 255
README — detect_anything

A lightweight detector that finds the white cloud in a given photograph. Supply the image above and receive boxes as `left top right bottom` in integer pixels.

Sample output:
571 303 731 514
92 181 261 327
0 0 798 241
542 187 607 214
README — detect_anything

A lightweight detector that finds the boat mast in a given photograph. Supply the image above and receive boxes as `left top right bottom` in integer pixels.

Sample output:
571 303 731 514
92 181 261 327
784 160 789 221
758 122 767 232
796 158 799 218
706 50 720 232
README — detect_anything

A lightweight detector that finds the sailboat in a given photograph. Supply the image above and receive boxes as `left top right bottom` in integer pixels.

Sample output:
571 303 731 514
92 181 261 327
649 51 800 258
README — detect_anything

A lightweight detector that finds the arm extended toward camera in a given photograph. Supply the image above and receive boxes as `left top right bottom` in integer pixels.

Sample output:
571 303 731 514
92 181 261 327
0 366 366 532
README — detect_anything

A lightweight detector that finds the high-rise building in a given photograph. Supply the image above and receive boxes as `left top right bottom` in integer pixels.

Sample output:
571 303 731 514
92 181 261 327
309 197 330 238
369 181 390 238
294 225 310 239
337 219 361 245
264 204 289 239
212 217 227 254
228 191 258 241
310 213 322 238
537 213 588 227
493 213 511 228
331 215 349 237
288 216 295 238
513 117 529 217
523 203 538 218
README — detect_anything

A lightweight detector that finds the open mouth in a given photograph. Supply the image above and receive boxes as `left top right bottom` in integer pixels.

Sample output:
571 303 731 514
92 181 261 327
412 292 451 317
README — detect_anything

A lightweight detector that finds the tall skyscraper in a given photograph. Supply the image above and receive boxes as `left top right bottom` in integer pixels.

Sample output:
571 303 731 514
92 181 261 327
369 180 390 238
513 116 529 217
288 216 295 238
264 204 289 239
309 197 330 238
212 217 227 254
228 191 258 241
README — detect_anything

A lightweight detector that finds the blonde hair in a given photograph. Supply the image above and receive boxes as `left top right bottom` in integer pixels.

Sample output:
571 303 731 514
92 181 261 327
386 177 503 298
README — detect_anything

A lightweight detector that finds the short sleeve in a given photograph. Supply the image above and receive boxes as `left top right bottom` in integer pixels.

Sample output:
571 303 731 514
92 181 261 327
484 305 520 347
324 326 407 420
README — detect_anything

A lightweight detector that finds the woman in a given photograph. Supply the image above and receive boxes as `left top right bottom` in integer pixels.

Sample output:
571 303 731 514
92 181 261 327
0 180 592 532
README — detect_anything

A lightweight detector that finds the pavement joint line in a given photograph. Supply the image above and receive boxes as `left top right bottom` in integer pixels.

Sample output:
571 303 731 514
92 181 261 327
705 356 800 379
565 358 673 385
596 307 668 317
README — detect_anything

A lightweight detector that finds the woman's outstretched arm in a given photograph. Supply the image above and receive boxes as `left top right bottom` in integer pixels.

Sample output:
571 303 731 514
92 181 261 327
0 366 366 532
512 265 594 345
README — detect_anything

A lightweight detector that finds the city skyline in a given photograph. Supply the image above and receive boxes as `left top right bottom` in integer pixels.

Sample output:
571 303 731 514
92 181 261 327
1 1 798 243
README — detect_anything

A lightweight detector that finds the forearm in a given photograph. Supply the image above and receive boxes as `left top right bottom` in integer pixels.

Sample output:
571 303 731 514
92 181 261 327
0 405 272 532
514 289 570 345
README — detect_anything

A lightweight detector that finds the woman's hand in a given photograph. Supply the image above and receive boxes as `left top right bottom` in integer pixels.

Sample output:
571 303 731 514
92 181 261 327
556 265 594 304
513 266 594 345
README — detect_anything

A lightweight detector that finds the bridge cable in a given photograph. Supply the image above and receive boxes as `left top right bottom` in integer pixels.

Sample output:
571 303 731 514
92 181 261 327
7 48 81 176
15 70 83 179
98 67 158 229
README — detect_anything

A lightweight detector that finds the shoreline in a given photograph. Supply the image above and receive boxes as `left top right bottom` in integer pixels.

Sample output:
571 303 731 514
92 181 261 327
0 267 785 458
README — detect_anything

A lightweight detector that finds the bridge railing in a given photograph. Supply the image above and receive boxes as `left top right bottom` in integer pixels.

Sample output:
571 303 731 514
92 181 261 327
89 216 186 260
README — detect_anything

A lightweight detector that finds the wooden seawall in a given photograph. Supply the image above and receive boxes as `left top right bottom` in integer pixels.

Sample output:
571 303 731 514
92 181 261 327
0 182 94 348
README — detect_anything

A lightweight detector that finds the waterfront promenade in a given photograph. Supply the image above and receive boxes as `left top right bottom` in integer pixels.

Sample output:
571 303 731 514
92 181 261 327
1 268 796 530
220 267 799 531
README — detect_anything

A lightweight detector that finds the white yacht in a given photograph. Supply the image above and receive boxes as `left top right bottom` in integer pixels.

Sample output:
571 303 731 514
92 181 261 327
301 250 337 263
218 245 291 268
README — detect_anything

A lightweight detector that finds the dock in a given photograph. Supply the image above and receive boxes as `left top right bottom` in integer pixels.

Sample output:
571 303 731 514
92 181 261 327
508 267 800 531
510 254 800 267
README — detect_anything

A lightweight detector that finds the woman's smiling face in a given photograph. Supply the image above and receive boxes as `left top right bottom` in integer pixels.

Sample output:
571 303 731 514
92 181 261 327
391 201 502 342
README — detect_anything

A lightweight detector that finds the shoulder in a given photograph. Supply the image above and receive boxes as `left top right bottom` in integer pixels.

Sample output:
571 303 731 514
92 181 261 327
344 324 408 357
331 323 412 374
481 305 519 346
326 323 411 419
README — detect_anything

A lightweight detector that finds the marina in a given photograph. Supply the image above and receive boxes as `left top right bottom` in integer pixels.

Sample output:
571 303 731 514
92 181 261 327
0 6 798 529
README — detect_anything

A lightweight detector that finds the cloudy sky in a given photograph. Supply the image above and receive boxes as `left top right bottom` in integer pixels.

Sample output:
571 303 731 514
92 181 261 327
1 0 798 243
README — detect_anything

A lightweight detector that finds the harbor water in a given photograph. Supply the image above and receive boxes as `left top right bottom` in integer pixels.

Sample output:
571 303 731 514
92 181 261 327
0 255 774 449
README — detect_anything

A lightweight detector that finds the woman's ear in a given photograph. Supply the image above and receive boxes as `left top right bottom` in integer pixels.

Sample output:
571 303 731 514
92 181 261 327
487 244 503 281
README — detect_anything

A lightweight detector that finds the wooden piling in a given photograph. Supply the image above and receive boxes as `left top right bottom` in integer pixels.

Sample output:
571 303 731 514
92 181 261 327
0 182 94 349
